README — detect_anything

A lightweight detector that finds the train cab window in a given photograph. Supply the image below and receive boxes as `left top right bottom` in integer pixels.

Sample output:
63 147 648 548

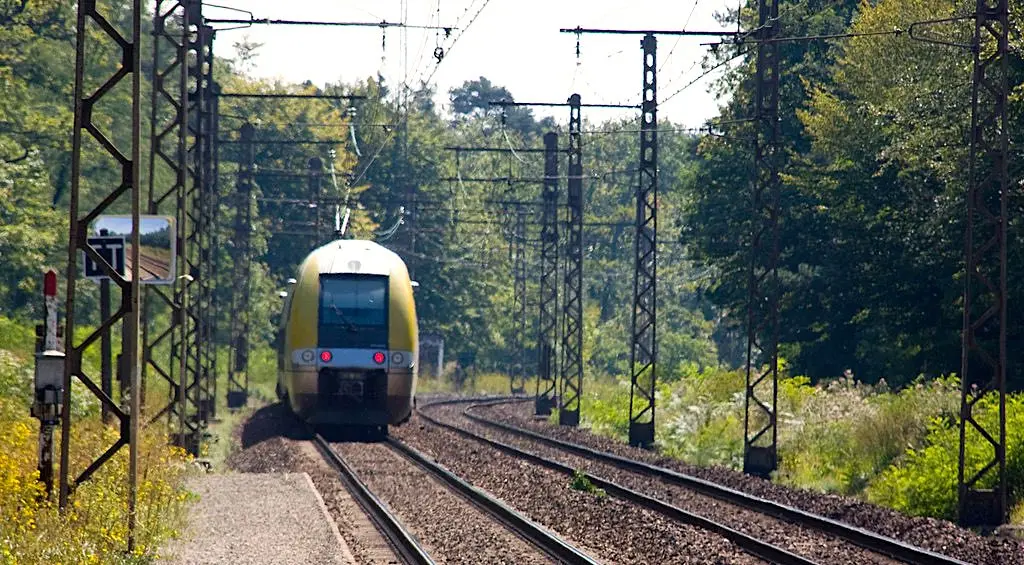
318 274 389 349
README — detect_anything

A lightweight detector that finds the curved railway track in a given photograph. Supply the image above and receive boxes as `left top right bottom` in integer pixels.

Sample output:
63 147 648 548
312 429 598 564
417 396 971 565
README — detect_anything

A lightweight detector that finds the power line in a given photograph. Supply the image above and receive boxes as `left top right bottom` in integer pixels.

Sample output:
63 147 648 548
662 46 751 105
418 0 494 86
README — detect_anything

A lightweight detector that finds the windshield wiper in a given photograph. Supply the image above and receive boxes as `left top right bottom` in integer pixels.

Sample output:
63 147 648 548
330 304 359 333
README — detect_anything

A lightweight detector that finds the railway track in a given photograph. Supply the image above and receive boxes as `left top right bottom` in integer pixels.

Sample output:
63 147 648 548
417 397 971 565
312 430 599 564
311 432 435 565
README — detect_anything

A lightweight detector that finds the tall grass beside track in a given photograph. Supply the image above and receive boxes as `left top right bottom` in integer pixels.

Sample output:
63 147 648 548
0 317 196 564
429 363 1024 524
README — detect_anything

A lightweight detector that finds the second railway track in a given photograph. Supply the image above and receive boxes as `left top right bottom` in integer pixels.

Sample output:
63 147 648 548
312 430 598 564
416 397 971 565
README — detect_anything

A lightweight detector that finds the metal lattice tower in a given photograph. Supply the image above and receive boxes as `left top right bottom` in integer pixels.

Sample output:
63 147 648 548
227 124 255 409
958 0 1010 528
628 34 658 448
144 0 199 452
559 94 584 426
60 0 144 550
190 19 217 424
510 205 529 394
743 0 782 478
536 132 560 415
178 2 211 451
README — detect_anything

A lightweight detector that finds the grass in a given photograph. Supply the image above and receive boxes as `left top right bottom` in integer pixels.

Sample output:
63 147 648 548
569 469 606 498
416 368 514 396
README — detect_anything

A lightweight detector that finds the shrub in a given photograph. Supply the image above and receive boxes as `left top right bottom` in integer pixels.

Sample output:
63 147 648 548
867 391 1024 520
0 320 195 563
776 375 959 494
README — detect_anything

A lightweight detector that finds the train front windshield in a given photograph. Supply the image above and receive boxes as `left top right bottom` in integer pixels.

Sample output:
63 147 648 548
318 275 389 349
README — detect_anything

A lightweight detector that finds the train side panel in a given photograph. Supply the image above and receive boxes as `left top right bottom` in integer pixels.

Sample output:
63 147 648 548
385 260 418 423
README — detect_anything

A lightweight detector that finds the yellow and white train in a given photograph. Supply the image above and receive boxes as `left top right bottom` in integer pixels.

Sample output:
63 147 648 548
277 239 418 436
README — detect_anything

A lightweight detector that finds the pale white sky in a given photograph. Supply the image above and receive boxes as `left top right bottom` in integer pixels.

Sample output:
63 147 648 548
205 1 739 128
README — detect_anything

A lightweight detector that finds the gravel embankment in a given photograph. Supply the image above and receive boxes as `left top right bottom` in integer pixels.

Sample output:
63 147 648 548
475 399 1024 565
332 442 553 564
229 403 399 564
393 415 767 565
427 402 901 565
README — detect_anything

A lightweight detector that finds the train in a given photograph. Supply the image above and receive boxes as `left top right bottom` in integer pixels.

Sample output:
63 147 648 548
276 239 418 437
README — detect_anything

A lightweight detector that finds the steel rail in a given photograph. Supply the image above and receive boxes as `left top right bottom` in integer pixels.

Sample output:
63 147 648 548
416 398 817 565
384 437 600 565
457 398 971 565
310 432 435 565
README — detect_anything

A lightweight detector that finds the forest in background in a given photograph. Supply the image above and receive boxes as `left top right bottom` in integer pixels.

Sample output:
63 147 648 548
5 0 1022 390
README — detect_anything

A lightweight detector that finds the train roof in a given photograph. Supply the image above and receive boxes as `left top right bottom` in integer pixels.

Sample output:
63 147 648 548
308 239 406 276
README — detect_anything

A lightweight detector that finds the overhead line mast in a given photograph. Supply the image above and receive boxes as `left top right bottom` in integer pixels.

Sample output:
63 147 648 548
744 0 783 478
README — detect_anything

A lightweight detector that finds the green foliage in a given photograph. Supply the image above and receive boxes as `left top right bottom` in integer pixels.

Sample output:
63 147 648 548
0 316 33 356
577 368 984 522
778 376 959 494
0 318 194 564
569 468 606 498
867 392 1024 521
580 378 633 441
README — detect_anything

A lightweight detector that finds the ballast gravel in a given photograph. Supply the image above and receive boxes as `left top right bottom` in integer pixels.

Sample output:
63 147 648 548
478 399 1024 565
393 415 766 565
332 441 554 564
427 401 901 565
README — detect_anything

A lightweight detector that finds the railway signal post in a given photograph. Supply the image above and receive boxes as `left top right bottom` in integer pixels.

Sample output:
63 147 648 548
32 271 62 497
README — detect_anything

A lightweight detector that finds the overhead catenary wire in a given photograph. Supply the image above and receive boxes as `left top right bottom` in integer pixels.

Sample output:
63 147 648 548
418 0 494 87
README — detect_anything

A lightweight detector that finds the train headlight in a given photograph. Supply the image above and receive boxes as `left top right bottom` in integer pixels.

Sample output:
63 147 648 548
373 351 386 365
320 351 333 363
392 352 404 365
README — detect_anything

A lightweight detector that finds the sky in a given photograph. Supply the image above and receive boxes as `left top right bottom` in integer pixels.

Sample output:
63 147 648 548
203 0 740 128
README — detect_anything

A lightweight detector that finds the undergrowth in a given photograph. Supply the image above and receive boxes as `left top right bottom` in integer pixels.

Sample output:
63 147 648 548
540 363 1022 524
0 317 196 563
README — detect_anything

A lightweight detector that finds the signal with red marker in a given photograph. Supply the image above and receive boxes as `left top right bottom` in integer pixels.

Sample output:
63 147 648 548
372 351 385 365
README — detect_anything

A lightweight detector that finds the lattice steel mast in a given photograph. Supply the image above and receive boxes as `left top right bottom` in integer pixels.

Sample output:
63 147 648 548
743 0 782 478
560 94 585 427
628 34 658 448
510 204 529 394
536 132 560 415
227 124 255 409
958 0 1010 528
144 0 201 452
60 0 143 550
